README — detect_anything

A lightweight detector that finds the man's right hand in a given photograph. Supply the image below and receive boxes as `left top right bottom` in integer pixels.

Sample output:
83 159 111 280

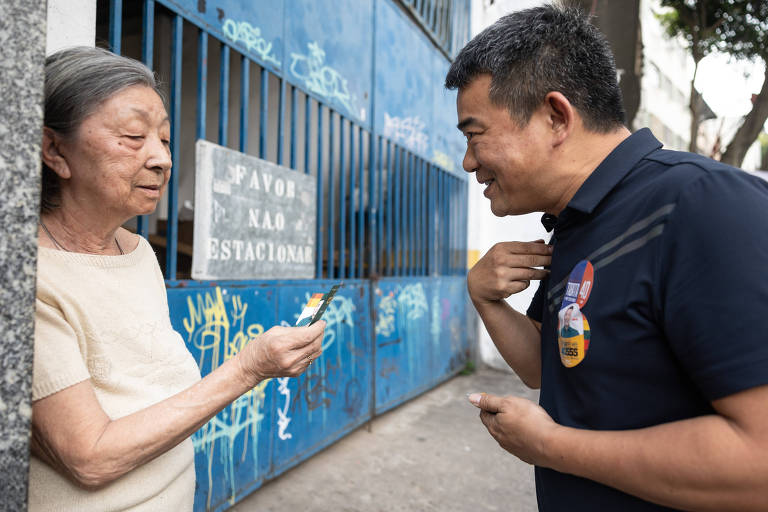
468 240 552 305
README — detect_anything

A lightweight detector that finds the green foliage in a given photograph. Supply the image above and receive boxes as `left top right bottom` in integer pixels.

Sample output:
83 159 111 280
657 1 768 62
760 132 768 169
657 1 768 164
459 360 476 376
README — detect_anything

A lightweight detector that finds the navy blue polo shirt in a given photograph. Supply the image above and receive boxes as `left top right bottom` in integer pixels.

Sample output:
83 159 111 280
527 128 768 511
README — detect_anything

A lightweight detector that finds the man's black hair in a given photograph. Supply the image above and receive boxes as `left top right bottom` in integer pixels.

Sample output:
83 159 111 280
445 3 626 133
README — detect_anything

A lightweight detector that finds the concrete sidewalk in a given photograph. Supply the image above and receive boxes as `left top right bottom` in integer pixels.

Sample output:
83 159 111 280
234 367 539 512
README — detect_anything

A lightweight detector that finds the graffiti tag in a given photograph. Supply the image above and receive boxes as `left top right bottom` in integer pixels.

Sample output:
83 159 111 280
222 18 281 67
290 42 356 116
182 287 269 508
384 113 429 154
432 149 456 172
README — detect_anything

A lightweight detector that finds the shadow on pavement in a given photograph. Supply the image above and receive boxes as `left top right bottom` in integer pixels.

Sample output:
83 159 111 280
233 367 539 512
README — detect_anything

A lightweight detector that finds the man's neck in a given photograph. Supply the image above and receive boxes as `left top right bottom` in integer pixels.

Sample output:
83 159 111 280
548 126 632 215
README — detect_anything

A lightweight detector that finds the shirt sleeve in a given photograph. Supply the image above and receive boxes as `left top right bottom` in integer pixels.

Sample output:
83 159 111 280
32 298 90 401
660 169 768 401
526 279 546 322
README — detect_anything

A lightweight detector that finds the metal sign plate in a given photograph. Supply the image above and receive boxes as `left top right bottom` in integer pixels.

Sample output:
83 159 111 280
193 140 317 280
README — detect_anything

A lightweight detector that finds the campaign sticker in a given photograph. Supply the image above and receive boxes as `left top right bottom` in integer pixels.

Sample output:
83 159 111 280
562 260 594 309
557 260 594 368
557 306 591 367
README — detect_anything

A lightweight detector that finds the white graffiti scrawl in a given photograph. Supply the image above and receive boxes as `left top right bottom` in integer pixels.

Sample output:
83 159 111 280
290 42 356 116
398 283 428 320
276 377 293 440
182 287 269 508
376 284 428 337
319 294 356 351
384 114 429 154
376 292 396 337
376 283 429 336
275 322 294 441
222 18 281 67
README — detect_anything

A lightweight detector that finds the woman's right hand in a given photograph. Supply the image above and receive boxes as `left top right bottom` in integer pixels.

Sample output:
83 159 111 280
237 321 326 385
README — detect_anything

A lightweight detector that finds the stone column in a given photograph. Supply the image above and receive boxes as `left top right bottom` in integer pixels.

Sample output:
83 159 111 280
0 1 46 509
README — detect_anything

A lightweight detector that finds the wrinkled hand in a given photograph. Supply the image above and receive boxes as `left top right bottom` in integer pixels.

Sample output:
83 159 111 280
238 321 326 385
467 241 551 305
468 392 559 466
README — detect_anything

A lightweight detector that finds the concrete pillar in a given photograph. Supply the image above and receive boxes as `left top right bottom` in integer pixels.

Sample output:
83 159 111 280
0 1 46 508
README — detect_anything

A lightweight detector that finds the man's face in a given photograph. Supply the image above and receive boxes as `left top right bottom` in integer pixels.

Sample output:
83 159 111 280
456 74 553 216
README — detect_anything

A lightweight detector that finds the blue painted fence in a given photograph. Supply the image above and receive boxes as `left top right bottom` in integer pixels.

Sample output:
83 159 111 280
167 277 469 511
374 277 469 413
102 0 472 509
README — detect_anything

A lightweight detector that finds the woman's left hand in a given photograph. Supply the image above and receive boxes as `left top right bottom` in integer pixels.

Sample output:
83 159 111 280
237 321 326 385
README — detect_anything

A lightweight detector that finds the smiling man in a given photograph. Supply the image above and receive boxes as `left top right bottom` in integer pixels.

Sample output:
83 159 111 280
446 4 768 512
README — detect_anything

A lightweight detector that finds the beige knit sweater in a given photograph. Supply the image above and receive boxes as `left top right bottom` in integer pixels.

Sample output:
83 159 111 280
29 237 201 511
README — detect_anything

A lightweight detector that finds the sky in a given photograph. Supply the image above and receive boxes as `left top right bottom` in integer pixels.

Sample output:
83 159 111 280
695 51 766 119
476 1 767 120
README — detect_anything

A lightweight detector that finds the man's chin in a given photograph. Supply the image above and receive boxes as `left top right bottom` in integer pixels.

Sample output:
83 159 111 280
490 202 529 217
488 199 505 217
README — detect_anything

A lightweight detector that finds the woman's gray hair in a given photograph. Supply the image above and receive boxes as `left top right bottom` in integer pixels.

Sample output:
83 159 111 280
42 46 165 212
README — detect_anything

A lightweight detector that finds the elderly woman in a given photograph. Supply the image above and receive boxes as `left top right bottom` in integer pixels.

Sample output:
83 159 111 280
30 46 324 511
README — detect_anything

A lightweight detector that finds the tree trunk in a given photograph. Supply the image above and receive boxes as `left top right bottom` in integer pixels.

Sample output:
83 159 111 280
688 59 701 154
721 65 768 168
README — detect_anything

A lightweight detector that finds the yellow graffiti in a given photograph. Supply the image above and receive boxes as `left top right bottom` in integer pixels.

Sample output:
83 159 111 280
182 286 270 508
432 150 456 172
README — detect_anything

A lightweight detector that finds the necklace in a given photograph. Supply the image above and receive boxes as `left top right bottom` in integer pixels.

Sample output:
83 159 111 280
39 219 124 255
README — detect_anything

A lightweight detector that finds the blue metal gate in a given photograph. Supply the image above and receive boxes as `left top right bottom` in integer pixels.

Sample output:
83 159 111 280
100 0 471 509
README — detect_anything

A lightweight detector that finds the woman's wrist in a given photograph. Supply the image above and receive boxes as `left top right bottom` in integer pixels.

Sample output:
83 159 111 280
232 353 263 392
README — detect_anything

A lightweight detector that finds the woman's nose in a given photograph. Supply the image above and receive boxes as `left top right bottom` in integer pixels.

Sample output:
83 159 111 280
146 135 172 172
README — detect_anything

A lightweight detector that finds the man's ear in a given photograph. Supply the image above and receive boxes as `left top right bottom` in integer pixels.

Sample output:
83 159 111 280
41 127 72 179
543 92 575 146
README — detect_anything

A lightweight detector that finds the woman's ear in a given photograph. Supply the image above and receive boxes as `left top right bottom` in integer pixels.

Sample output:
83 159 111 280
543 91 575 147
41 127 72 179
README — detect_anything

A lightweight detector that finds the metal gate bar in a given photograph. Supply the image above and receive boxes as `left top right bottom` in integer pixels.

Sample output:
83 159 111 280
105 0 470 282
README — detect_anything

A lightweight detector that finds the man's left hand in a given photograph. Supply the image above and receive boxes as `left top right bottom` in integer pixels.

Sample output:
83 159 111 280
469 392 559 466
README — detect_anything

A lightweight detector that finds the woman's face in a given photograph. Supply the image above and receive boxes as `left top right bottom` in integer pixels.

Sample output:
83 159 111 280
57 85 171 221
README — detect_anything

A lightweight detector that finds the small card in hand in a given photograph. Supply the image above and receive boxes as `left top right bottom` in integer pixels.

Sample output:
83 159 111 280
295 283 342 326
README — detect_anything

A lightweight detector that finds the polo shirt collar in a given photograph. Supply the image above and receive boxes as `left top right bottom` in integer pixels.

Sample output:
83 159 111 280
564 128 662 215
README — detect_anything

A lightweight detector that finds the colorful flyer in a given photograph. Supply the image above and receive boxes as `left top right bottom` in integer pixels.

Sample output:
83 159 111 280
295 283 342 326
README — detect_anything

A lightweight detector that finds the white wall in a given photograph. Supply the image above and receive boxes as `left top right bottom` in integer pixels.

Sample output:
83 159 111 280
471 0 545 36
636 0 763 169
46 0 96 55
467 0 548 372
468 180 548 371
634 0 693 150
